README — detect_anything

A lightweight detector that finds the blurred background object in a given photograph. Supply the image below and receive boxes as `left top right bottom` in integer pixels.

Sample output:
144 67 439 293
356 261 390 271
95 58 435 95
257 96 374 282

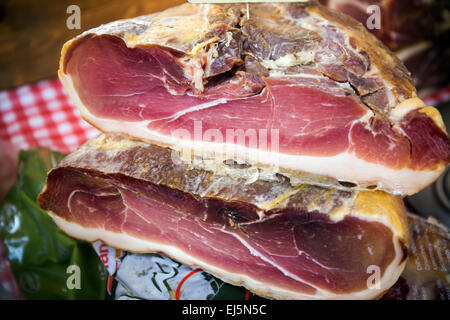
0 140 17 202
382 214 449 300
322 0 450 97
323 0 449 50
0 0 184 90
0 235 22 300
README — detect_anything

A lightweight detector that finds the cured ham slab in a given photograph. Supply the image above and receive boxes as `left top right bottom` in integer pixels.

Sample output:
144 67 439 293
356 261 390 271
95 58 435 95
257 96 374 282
38 134 409 299
58 1 450 196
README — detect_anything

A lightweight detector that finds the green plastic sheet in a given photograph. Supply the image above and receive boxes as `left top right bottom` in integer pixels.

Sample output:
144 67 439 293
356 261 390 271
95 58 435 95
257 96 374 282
0 148 108 299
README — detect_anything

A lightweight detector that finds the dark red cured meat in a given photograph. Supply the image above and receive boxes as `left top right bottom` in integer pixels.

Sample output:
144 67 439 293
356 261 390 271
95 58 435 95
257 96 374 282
59 2 450 195
65 35 192 120
148 79 366 157
350 117 411 169
64 35 372 157
400 109 450 170
37 134 408 299
65 35 449 166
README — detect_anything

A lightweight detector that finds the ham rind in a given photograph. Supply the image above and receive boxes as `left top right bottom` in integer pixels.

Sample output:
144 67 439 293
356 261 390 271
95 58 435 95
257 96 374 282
38 134 409 300
58 2 450 195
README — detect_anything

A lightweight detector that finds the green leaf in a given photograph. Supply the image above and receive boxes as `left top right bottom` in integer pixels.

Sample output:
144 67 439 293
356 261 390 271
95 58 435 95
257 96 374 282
0 148 108 299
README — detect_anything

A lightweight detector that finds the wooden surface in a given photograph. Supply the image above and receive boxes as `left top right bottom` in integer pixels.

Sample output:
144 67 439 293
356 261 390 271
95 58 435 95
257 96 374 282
0 0 184 90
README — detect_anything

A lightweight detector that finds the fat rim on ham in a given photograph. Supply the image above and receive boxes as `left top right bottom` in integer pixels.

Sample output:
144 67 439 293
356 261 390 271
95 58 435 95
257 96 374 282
58 1 450 196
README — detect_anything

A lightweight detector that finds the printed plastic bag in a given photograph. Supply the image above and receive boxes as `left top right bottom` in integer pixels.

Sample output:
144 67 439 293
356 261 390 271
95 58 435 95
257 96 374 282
93 242 261 300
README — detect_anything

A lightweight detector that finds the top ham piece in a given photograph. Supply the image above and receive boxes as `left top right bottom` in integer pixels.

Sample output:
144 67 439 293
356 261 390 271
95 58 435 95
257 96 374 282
59 1 450 196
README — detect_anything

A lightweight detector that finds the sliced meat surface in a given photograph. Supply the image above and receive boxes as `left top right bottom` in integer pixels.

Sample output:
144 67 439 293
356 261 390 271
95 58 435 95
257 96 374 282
59 2 450 195
38 134 409 299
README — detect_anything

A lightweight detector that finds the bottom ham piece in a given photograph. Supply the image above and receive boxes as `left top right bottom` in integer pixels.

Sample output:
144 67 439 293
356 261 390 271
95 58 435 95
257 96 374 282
38 134 410 299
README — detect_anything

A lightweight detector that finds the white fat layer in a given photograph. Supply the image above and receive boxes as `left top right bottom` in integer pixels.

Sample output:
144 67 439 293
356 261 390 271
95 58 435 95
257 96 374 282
262 52 315 69
166 98 229 122
60 74 444 196
48 211 407 300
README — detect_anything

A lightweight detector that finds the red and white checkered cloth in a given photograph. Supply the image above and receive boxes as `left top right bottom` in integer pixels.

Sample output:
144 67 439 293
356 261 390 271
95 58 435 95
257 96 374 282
0 78 99 154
